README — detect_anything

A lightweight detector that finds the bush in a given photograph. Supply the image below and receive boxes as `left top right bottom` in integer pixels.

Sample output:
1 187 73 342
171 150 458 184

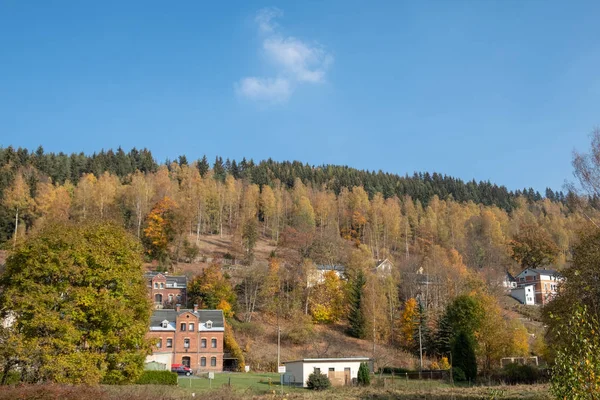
135 371 178 385
379 367 411 374
307 370 331 390
358 362 371 386
502 363 541 384
452 367 466 382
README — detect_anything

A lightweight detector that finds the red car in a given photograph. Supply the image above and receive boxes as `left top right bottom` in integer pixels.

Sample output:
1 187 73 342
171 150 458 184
171 364 193 376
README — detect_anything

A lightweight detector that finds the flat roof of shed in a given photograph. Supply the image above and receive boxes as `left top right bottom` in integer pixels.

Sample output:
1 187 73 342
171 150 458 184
284 357 371 364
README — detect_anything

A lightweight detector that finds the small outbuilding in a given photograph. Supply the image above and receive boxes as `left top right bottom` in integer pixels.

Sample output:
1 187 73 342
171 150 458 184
283 357 372 387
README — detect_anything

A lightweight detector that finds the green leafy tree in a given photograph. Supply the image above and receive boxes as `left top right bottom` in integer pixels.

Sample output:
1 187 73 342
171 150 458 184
435 295 484 356
550 305 600 398
347 270 366 339
357 362 371 386
452 331 477 382
0 222 152 384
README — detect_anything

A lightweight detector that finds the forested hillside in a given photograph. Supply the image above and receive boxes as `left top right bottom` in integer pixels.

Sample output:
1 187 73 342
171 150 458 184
1 144 593 371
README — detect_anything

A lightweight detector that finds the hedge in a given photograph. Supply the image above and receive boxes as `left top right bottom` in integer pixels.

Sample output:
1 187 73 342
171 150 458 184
135 371 178 385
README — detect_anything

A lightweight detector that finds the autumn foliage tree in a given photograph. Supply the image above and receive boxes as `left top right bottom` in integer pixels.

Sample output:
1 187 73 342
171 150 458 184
0 222 152 384
143 196 178 264
510 223 560 269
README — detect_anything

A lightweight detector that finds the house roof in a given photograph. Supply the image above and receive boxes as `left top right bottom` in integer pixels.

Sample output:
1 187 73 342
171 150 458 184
145 272 187 286
517 268 561 278
316 265 345 272
505 271 516 282
149 309 224 331
284 357 371 364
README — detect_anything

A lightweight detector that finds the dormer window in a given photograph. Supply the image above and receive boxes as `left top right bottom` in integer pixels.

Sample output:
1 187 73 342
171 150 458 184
161 320 169 329
206 320 213 329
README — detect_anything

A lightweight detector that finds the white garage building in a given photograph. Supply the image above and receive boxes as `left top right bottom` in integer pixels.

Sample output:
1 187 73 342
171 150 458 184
283 357 372 387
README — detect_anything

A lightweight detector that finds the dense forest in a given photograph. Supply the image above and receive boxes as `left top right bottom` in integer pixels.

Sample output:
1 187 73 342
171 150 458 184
1 144 598 374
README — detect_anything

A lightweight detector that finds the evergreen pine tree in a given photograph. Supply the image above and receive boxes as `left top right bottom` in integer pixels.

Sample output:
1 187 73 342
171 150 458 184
451 331 477 382
357 362 371 386
347 270 366 339
197 155 210 177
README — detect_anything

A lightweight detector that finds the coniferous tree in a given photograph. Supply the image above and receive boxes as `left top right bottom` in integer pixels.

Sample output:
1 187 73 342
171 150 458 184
347 270 366 339
452 331 477 382
197 155 210 177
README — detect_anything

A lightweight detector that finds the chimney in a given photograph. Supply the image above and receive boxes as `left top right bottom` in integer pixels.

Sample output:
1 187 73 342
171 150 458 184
193 304 198 312
176 304 181 312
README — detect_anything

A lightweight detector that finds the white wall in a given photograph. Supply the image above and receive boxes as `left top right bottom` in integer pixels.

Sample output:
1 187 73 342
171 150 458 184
511 285 535 305
145 352 172 367
286 360 368 387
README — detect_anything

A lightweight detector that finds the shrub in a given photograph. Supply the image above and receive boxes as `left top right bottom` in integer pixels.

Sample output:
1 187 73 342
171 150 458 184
502 363 541 384
307 370 331 390
379 367 411 374
452 367 466 382
358 362 371 386
135 371 178 385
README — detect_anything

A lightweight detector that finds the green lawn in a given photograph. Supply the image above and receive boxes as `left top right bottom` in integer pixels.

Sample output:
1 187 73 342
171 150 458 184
176 372 286 392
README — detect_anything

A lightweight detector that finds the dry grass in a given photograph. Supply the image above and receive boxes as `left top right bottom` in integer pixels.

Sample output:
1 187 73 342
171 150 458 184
0 383 551 400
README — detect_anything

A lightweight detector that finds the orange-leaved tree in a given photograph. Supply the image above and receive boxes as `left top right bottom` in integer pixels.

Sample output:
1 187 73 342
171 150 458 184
143 196 177 264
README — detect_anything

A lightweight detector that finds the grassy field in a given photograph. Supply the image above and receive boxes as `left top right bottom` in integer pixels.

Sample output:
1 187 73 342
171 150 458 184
176 372 284 391
0 374 552 399
171 372 551 399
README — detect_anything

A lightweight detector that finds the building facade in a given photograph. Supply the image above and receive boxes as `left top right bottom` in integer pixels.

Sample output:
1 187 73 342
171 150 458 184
146 306 224 372
511 268 562 305
284 357 372 387
145 272 187 309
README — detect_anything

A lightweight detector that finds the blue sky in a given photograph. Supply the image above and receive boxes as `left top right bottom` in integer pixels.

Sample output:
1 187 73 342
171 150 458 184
1 1 599 193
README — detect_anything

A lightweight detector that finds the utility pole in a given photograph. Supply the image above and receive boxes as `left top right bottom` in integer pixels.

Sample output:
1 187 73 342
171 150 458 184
419 322 423 370
277 325 281 368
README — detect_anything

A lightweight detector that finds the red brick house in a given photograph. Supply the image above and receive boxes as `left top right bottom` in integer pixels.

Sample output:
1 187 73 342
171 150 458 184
146 305 224 372
512 267 563 305
145 272 187 309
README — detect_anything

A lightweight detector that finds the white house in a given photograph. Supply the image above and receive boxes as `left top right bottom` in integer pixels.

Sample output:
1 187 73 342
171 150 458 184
283 357 372 387
511 267 563 305
374 259 393 275
307 265 346 287
510 284 535 305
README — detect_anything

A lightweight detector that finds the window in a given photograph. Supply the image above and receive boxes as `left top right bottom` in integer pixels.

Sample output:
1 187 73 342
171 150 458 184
157 339 162 348
201 338 207 348
161 320 168 329
211 357 216 367
180 323 186 331
154 294 162 303
329 367 334 372
206 320 213 329
154 282 159 289
314 367 321 373
166 339 173 348
211 338 217 348
160 282 164 289
182 356 190 367
189 323 194 332
201 357 206 367
168 294 174 302
184 339 190 348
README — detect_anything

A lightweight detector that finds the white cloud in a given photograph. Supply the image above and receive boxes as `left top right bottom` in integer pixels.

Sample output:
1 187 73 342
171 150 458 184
264 36 333 83
255 7 283 34
236 8 333 104
235 77 292 104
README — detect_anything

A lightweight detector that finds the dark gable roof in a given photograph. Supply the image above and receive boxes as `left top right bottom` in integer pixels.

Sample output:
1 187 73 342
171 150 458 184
505 271 516 282
150 309 224 328
145 272 187 286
